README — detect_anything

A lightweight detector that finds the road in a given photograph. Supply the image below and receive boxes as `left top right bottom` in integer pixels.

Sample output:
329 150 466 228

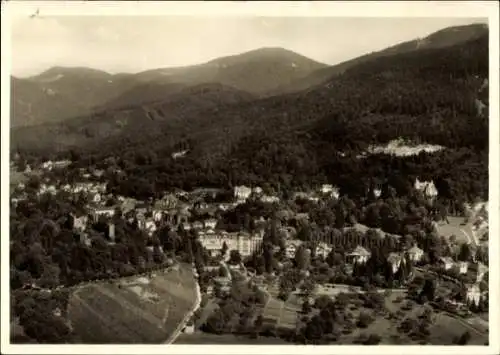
164 264 202 345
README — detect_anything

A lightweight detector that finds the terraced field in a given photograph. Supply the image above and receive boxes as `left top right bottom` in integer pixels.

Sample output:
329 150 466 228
67 264 197 343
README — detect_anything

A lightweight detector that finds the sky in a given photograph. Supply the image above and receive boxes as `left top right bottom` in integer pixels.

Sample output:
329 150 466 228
11 16 487 78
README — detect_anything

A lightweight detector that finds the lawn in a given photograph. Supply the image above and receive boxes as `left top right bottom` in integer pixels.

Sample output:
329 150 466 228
67 265 197 343
174 332 289 344
314 290 487 345
429 313 488 345
435 217 475 244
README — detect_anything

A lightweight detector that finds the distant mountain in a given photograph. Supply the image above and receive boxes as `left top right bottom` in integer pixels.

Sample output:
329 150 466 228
12 27 488 161
10 48 326 126
11 68 139 127
133 47 328 95
11 82 257 152
270 23 489 95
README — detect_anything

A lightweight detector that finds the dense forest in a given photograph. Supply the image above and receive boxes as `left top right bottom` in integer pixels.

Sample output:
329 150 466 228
12 33 489 206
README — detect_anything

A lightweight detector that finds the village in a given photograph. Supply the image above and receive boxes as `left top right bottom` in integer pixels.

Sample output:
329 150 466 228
9 156 490 345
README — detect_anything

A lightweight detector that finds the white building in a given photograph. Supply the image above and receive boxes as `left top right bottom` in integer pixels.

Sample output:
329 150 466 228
439 257 454 270
204 219 218 230
407 245 424 262
315 242 333 258
234 185 252 203
414 178 438 199
145 220 157 236
347 245 371 265
72 215 88 232
201 231 263 258
458 261 469 274
387 253 405 274
260 195 280 204
466 283 481 306
92 206 116 221
320 184 334 194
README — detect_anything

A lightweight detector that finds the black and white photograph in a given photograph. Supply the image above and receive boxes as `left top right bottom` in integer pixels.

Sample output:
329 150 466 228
1 1 499 354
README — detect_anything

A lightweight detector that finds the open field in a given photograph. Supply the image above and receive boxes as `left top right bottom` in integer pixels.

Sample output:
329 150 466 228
334 291 488 345
435 217 476 244
174 332 289 344
429 313 488 345
67 264 197 343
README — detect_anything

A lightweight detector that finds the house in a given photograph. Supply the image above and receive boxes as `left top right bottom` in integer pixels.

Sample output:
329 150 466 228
72 214 89 232
172 150 189 159
201 231 264 258
414 178 438 199
53 160 72 169
347 245 371 264
41 160 53 170
466 283 481 306
183 321 195 334
218 203 235 212
92 193 102 204
252 186 263 195
315 242 333 258
204 219 218 230
108 223 116 243
92 169 105 178
92 206 116 221
73 182 93 194
152 210 163 222
476 262 488 282
407 245 424 262
387 253 405 274
320 184 334 194
156 194 179 210
145 220 157 236
457 261 469 274
192 221 204 230
234 185 252 203
438 257 454 270
260 195 280 203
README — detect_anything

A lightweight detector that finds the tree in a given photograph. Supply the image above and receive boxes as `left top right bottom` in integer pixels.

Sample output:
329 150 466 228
229 250 242 265
357 311 374 328
203 309 226 334
221 241 229 257
300 279 317 299
302 299 312 314
419 277 437 302
453 331 471 345
458 243 471 262
295 245 311 270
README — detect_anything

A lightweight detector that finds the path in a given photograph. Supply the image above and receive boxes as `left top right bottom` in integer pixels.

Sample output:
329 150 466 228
163 264 202 344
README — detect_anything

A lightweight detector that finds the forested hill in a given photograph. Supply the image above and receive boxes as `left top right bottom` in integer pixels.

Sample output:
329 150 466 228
13 30 489 204
268 23 489 95
11 47 326 127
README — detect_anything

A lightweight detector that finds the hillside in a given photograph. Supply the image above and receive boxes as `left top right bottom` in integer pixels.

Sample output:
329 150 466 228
10 48 326 126
133 47 327 96
11 68 139 127
11 27 489 206
11 82 257 152
270 23 489 95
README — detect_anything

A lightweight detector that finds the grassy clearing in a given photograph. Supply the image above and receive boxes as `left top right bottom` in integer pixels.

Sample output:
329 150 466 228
436 217 475 244
429 313 488 345
67 265 197 343
174 332 289 344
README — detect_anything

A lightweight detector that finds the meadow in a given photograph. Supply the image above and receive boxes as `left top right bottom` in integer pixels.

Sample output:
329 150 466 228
67 264 197 343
